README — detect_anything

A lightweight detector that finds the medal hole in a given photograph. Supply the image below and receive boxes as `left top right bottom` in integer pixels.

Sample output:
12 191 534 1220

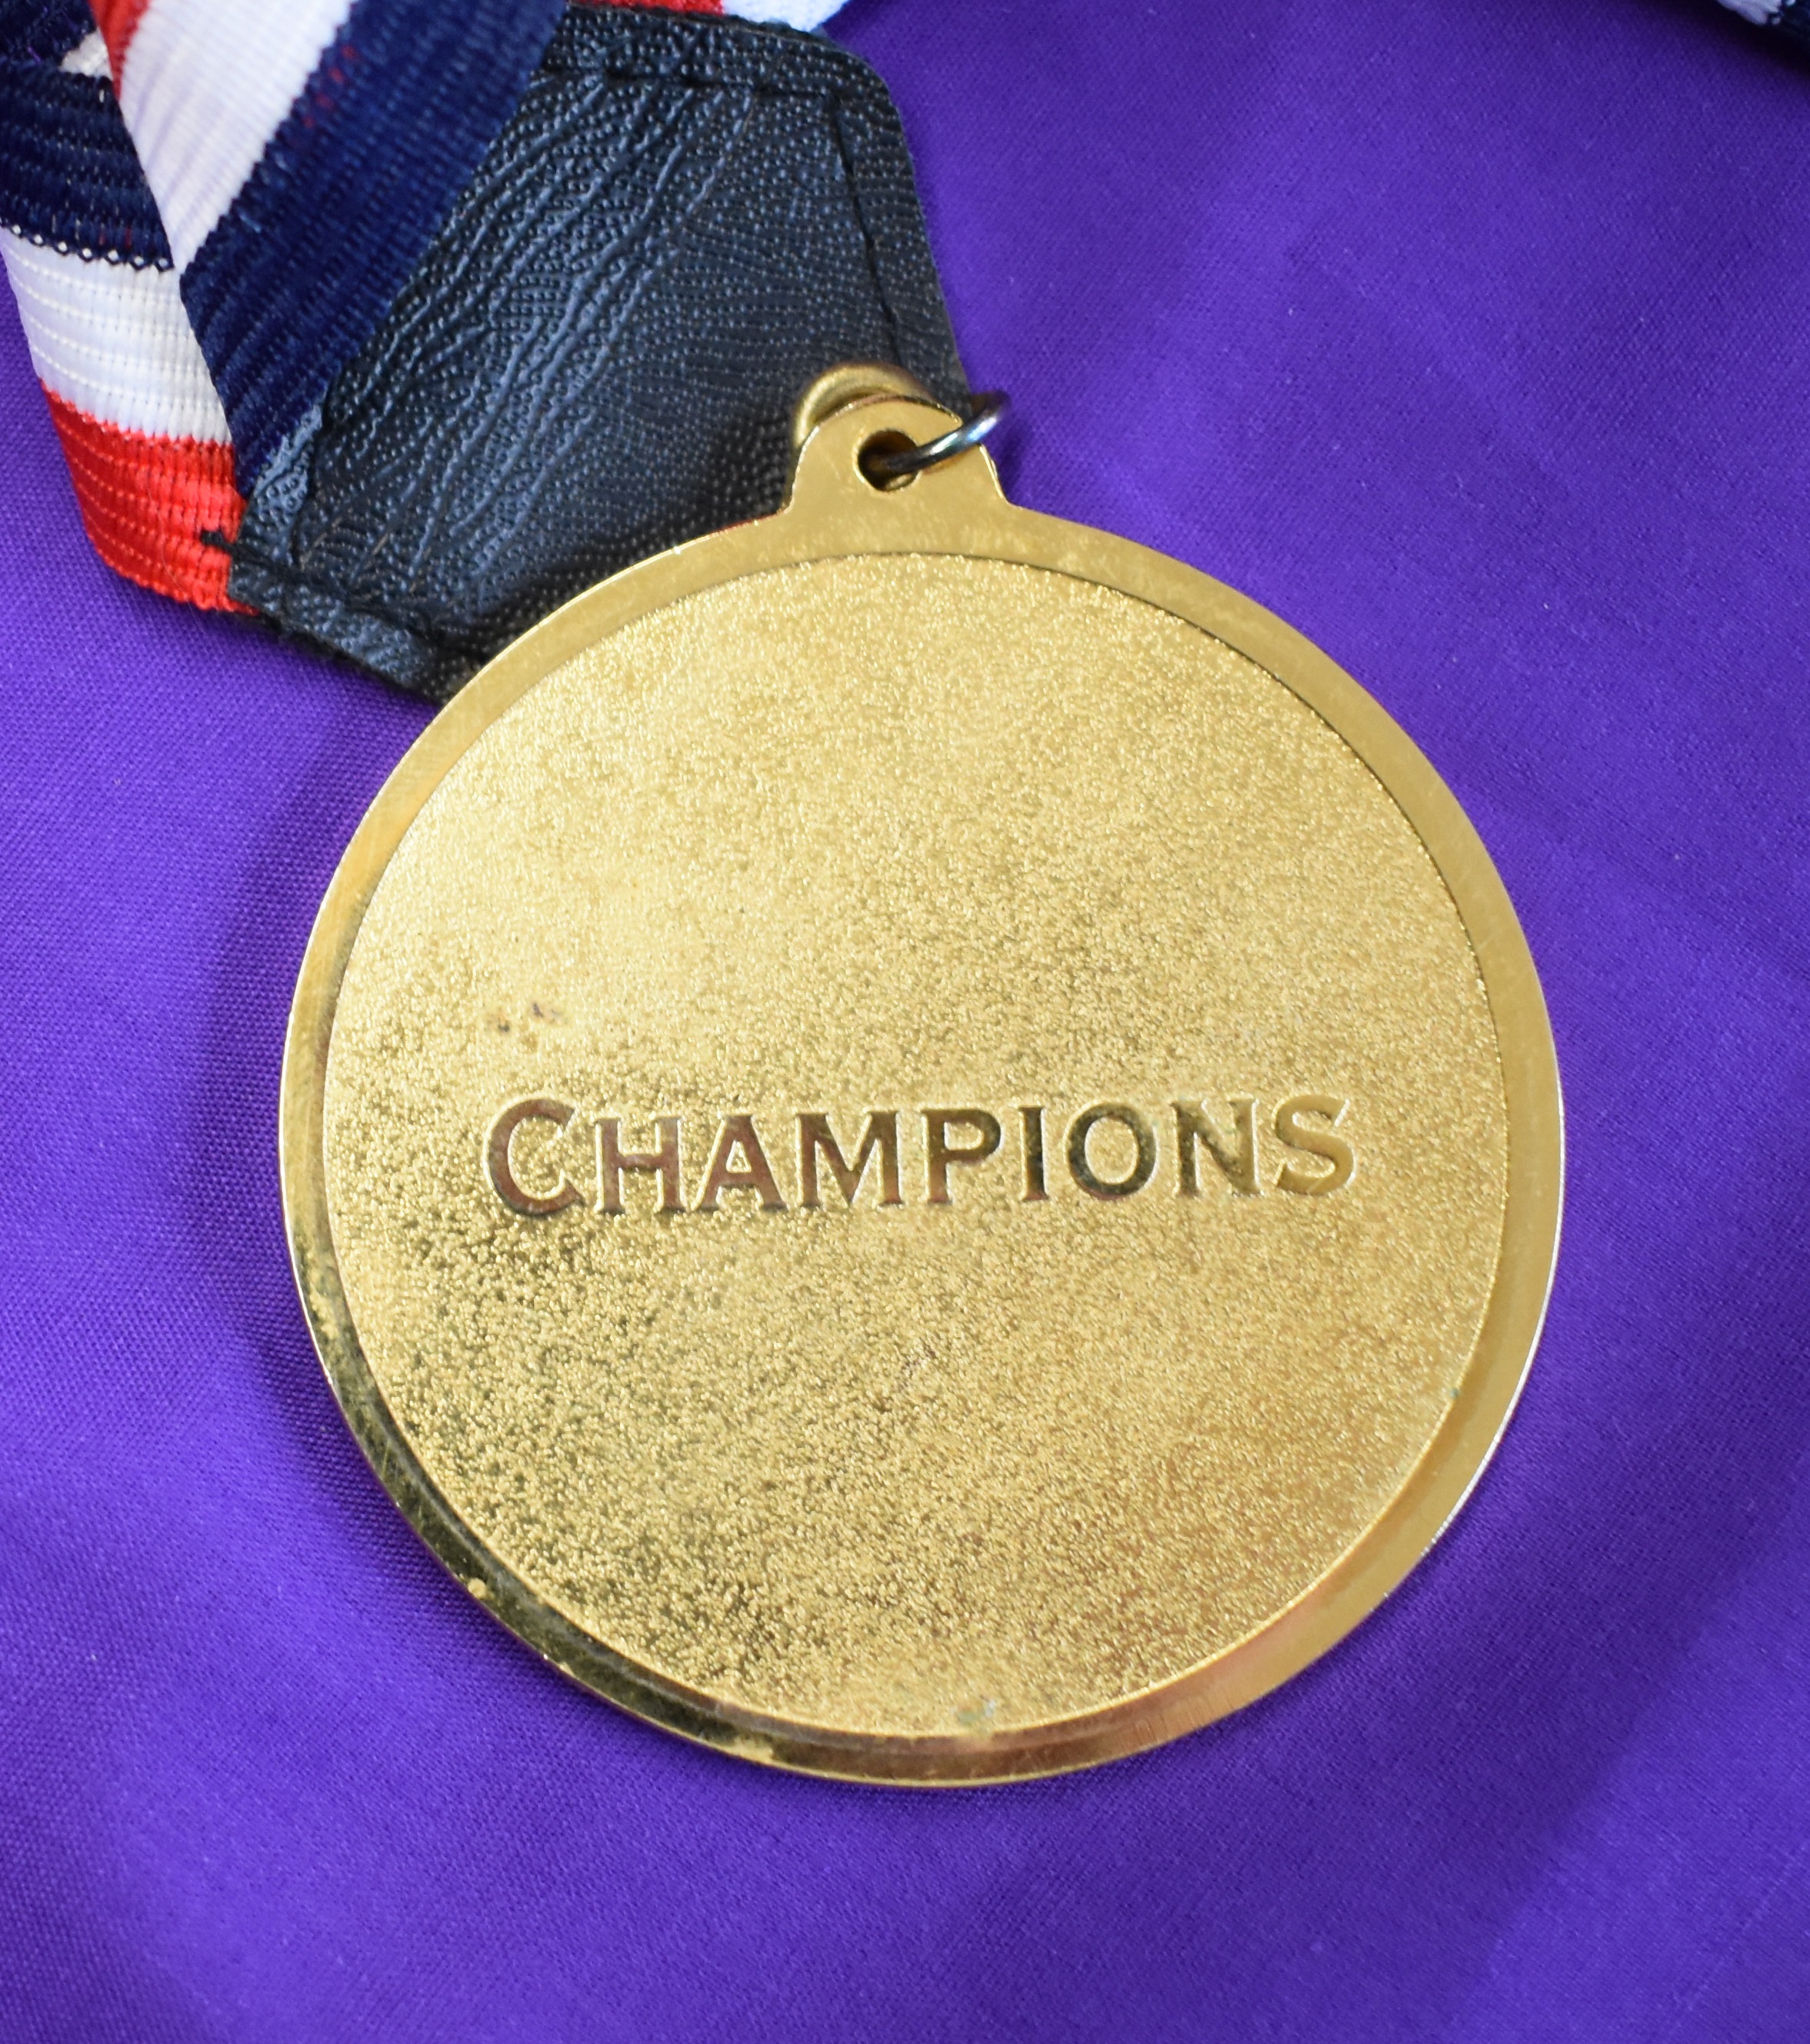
856 431 919 491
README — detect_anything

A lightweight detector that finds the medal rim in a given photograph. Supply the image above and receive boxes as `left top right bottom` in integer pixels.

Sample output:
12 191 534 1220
280 397 1564 1784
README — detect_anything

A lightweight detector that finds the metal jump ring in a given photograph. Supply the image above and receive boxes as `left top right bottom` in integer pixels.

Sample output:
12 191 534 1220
862 390 1009 482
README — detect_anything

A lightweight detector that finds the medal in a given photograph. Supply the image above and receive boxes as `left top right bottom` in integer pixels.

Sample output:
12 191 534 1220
3 0 1562 1782
280 364 1562 1782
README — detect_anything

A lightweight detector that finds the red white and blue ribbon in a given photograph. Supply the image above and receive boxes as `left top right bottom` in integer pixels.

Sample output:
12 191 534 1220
0 0 849 610
0 0 1802 615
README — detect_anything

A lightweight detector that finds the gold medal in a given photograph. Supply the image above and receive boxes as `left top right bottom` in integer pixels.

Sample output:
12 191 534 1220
282 368 1562 1782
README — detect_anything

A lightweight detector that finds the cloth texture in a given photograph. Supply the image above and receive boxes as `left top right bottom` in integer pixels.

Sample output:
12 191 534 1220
0 0 854 615
2 0 1808 2037
0 0 245 606
228 7 965 699
0 224 241 605
0 0 1785 627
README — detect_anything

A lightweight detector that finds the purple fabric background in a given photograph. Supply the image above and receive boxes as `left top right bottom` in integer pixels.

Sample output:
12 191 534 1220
3 0 1808 2034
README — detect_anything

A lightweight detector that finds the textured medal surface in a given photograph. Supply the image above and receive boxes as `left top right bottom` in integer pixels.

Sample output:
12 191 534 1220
282 393 1562 1782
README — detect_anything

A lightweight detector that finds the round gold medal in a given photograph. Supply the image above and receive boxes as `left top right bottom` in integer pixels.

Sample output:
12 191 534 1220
282 373 1562 1782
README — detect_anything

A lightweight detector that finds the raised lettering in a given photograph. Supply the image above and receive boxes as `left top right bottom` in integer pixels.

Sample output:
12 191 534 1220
1174 1098 1260 1196
923 1109 1002 1205
485 1098 582 1215
1274 1095 1355 1195
696 1114 788 1212
1020 1105 1049 1202
495 1088 1349 1219
798 1111 901 1209
1068 1102 1157 1199
595 1115 685 1214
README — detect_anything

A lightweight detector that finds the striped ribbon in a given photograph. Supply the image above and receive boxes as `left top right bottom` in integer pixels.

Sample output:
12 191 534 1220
0 0 1801 619
0 0 848 612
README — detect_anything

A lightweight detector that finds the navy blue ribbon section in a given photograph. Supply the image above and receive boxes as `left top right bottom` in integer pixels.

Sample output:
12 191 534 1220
0 0 168 265
180 0 565 484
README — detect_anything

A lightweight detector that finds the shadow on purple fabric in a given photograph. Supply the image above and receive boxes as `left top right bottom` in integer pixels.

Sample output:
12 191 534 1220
2 0 1808 2038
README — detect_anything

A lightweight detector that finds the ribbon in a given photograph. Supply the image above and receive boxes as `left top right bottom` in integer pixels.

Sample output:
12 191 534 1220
0 0 849 611
0 0 1799 619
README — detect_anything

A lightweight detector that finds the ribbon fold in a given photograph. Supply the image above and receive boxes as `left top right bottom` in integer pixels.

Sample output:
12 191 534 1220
1 0 1802 619
0 0 849 610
